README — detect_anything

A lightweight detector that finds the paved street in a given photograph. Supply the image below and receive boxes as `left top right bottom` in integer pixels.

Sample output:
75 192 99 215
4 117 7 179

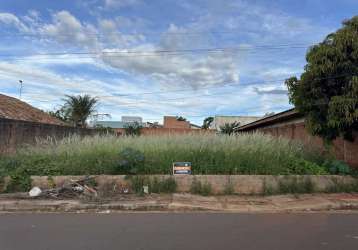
0 213 358 250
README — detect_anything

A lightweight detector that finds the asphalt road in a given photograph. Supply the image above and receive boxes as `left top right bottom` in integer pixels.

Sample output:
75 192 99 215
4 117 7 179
0 213 358 250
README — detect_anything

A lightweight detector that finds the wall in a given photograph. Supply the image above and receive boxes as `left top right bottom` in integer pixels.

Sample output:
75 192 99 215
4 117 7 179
211 116 261 130
163 116 191 129
0 118 96 154
256 119 358 168
20 175 358 195
114 127 214 136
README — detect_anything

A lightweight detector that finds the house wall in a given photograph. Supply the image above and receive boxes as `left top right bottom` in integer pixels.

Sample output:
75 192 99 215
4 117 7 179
0 118 96 154
211 116 261 130
251 118 358 168
163 116 191 129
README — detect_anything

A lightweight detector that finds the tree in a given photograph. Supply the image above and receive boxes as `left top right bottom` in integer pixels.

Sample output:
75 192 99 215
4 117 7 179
63 94 98 128
124 122 143 136
286 16 358 142
219 122 240 135
202 116 214 129
176 116 187 121
47 106 70 122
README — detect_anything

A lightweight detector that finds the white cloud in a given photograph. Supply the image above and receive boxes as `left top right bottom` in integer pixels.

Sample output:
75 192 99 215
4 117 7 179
0 12 29 32
40 11 98 49
104 0 141 9
101 48 239 88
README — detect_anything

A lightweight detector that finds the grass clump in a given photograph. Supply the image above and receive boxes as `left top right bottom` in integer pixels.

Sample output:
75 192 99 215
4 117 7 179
150 177 177 194
5 168 32 192
262 176 315 195
325 177 358 193
127 176 177 195
223 179 235 195
0 133 337 176
190 178 212 196
277 176 315 194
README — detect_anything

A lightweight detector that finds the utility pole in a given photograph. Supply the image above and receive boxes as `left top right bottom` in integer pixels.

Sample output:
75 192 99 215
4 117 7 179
19 80 23 100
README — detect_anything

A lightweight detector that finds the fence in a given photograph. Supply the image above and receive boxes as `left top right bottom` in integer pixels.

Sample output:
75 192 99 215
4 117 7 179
259 122 358 168
0 118 96 154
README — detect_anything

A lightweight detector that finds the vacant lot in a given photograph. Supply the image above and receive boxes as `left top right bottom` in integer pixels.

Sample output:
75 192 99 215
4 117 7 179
0 133 346 177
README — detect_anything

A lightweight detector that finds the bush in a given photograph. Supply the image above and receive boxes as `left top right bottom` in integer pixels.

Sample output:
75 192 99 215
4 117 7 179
324 160 351 175
117 148 145 174
124 122 142 136
5 168 32 192
286 157 328 175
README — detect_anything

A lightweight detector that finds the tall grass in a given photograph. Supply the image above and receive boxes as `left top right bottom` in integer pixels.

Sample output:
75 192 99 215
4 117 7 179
0 133 331 176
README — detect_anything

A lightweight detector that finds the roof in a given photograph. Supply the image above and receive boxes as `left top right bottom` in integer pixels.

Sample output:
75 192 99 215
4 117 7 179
94 121 146 129
0 94 66 125
190 123 202 129
214 115 262 118
237 108 303 131
211 115 262 130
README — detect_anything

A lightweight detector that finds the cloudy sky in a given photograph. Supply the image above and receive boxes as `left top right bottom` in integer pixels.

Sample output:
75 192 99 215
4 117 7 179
0 0 357 125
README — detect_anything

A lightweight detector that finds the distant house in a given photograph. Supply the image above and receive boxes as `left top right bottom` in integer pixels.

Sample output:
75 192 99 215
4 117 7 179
210 115 261 131
93 116 147 129
162 116 200 129
237 108 358 168
163 116 191 129
0 94 65 125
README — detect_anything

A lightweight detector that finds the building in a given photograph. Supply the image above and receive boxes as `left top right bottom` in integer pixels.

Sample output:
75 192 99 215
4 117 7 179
163 116 191 129
0 94 64 125
237 108 358 168
121 116 143 123
0 94 94 153
93 116 147 129
210 115 261 131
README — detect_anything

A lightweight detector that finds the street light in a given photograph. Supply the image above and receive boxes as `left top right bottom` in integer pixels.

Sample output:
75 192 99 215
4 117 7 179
19 80 23 100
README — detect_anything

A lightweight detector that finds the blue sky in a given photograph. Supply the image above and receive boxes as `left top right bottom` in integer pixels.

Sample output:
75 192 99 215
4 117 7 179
0 0 357 125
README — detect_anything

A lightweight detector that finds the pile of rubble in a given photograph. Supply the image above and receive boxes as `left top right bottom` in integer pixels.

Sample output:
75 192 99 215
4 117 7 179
29 176 98 199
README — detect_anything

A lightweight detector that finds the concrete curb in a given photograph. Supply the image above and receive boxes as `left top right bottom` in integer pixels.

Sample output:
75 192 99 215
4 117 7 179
1 193 358 213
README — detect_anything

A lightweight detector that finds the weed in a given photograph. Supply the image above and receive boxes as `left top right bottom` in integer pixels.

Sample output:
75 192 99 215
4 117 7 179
0 133 338 176
190 178 212 196
124 122 142 136
117 148 145 174
5 169 32 192
277 176 315 194
128 176 148 195
47 176 56 188
149 177 177 194
325 177 358 193
223 180 235 195
262 178 274 196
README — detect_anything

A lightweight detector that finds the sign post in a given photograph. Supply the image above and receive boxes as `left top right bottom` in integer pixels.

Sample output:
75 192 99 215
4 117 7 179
173 162 192 175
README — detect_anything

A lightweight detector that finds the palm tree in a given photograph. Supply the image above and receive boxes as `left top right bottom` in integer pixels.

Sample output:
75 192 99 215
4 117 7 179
220 122 240 135
63 94 98 127
202 116 214 129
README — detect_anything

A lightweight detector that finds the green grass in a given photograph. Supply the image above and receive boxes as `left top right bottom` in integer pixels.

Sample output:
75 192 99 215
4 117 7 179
0 133 335 176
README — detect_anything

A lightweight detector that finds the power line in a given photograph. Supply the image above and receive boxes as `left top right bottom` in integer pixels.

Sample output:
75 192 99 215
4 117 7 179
20 73 356 101
21 78 287 104
0 44 311 59
0 29 319 38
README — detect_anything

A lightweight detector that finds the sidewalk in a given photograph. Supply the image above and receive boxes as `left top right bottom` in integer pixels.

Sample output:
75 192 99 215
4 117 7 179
1 193 358 213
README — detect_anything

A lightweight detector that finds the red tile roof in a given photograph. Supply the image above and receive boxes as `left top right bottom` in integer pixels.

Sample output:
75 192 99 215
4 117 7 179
0 94 66 125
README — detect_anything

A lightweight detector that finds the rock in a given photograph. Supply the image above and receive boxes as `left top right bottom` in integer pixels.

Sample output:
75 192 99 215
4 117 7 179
29 187 42 197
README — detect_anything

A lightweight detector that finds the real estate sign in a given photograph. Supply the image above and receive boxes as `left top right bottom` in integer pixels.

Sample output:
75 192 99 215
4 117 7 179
173 162 192 175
